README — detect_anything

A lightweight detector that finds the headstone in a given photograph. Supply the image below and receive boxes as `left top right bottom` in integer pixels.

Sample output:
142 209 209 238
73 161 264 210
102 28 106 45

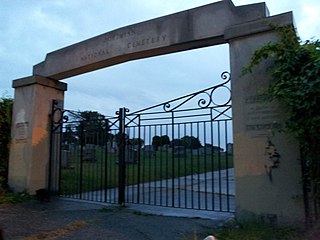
173 146 186 157
82 144 96 162
143 145 155 158
125 147 138 164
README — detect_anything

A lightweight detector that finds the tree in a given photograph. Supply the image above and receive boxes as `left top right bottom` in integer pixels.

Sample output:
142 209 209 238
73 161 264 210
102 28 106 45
0 97 13 191
152 135 170 150
172 136 202 149
129 138 144 147
76 111 109 146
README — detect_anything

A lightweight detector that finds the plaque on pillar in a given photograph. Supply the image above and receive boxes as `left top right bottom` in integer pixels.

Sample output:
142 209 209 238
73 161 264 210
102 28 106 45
15 122 28 143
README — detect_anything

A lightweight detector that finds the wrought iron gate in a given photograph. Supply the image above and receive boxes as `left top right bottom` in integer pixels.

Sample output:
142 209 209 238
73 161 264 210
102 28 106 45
49 72 234 212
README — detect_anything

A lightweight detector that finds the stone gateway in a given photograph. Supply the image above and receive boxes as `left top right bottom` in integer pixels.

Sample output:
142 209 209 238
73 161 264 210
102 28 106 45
9 0 305 225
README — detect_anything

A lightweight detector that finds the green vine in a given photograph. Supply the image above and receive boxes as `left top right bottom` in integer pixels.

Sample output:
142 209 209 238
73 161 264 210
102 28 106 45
243 25 320 220
0 96 13 192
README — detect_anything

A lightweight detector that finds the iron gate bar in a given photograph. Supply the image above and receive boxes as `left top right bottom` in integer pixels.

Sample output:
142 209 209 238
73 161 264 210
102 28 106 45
118 107 126 205
171 111 175 207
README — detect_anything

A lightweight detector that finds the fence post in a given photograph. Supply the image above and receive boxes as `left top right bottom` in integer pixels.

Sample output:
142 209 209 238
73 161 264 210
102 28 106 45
118 108 126 205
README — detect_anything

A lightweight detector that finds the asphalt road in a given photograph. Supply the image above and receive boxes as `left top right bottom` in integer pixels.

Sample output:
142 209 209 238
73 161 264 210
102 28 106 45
0 199 233 240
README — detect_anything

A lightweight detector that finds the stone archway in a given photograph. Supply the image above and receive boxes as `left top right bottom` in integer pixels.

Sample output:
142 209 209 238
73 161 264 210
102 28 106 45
9 0 304 224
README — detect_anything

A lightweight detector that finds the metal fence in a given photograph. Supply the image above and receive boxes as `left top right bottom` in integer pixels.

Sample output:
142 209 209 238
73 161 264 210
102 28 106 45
49 72 235 212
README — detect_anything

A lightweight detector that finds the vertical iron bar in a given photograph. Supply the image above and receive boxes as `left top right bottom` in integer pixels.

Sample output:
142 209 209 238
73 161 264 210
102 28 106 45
58 114 64 197
148 125 152 204
190 122 194 208
197 122 200 209
218 121 222 211
48 100 57 194
104 119 109 203
137 115 141 203
177 123 181 208
159 125 163 206
79 121 84 199
211 111 215 211
171 112 175 207
142 125 146 204
154 125 157 205
165 124 169 206
204 121 208 210
118 108 126 206
225 120 230 211
184 123 187 208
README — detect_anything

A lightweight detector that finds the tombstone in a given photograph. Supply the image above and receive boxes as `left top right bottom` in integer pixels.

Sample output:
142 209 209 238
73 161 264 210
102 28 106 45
125 147 138 164
159 144 170 152
61 144 72 168
143 145 155 158
226 143 233 155
192 148 200 156
82 144 96 162
173 146 186 157
107 141 117 153
61 150 71 168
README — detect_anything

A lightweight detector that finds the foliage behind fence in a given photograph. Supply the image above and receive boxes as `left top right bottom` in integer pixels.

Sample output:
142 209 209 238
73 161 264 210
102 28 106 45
0 97 13 191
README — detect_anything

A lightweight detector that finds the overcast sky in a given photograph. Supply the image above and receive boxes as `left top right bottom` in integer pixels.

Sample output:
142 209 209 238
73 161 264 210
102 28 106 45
1 0 319 116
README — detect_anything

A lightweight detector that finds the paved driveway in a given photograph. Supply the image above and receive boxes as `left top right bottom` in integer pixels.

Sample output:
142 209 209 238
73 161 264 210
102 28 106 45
70 168 235 212
0 199 233 240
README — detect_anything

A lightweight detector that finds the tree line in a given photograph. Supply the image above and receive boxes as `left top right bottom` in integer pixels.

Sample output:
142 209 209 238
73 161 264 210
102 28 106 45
62 111 222 151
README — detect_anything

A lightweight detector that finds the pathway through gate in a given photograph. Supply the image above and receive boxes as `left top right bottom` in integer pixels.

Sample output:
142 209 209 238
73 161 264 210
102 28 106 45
49 72 234 212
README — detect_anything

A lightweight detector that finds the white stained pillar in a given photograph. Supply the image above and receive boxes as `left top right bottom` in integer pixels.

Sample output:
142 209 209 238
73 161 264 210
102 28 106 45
8 76 67 194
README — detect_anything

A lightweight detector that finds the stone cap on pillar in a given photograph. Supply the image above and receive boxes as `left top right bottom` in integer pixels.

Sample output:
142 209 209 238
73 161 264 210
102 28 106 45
12 75 68 91
224 12 294 41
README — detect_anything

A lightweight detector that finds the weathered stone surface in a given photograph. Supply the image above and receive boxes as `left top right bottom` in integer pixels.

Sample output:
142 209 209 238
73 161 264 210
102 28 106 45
33 0 268 80
8 76 67 193
227 18 303 224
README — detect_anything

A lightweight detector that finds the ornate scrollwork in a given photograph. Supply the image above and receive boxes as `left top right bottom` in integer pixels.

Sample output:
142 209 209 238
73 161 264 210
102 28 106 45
116 107 130 115
51 100 64 131
51 100 85 132
221 71 230 81
159 71 231 112
163 102 171 112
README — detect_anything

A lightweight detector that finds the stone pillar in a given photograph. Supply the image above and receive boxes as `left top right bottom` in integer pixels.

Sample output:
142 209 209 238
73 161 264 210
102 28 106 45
226 15 305 225
8 76 67 194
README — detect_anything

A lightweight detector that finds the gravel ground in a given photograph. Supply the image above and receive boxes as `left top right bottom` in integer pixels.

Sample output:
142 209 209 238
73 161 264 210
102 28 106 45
0 199 231 240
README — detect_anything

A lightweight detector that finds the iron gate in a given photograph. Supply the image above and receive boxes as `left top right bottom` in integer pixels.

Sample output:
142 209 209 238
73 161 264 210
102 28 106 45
49 72 234 212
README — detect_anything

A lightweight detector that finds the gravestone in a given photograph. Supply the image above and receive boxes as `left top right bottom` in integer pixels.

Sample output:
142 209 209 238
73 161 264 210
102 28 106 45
125 147 138 164
83 144 96 162
173 146 186 157
143 145 155 158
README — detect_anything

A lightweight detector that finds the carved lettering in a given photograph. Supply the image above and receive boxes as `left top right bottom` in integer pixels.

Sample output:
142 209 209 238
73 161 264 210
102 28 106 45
15 122 28 143
81 33 168 62
104 29 136 42
81 48 110 61
127 34 168 49
245 94 269 104
244 94 282 136
246 123 282 131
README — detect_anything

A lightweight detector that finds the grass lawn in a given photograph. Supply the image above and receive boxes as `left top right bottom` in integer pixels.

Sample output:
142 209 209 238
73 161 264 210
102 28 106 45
60 148 233 195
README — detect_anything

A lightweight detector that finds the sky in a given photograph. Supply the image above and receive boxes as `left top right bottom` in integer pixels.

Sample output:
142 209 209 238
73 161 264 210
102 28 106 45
1 0 319 116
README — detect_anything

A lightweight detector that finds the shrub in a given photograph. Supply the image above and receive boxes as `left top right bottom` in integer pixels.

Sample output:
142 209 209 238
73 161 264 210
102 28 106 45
0 96 13 192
